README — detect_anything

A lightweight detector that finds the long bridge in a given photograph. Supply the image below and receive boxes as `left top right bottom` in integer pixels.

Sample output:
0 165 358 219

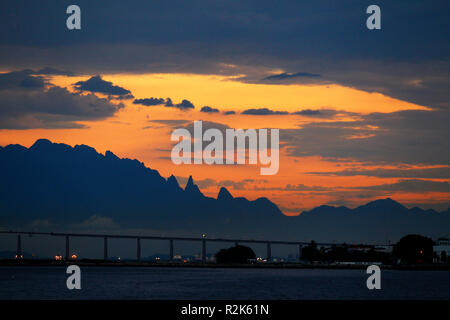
0 230 382 262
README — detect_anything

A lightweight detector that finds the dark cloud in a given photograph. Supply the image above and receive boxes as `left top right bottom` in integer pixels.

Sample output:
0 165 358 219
133 97 166 106
18 75 46 89
242 108 289 115
133 97 195 112
354 179 450 193
200 106 219 113
281 109 450 165
165 98 174 107
0 70 48 90
263 72 320 81
110 94 134 100
0 1 448 112
172 99 195 110
0 71 123 129
308 167 450 179
141 97 194 109
254 184 331 192
292 109 322 116
73 75 131 96
224 111 236 115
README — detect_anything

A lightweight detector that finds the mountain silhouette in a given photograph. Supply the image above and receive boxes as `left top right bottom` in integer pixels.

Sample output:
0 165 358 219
217 187 233 202
0 139 449 242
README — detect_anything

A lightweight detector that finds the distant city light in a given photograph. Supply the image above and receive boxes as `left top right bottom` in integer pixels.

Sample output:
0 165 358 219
71 254 77 260
54 255 63 261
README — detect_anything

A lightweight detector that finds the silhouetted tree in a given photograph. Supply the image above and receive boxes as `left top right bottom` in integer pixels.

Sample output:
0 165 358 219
393 234 433 264
215 245 256 264
301 240 321 261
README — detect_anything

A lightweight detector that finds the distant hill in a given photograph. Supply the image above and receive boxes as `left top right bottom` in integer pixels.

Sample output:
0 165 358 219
0 139 449 242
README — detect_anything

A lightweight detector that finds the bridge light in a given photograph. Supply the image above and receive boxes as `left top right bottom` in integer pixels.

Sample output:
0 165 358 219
202 234 206 238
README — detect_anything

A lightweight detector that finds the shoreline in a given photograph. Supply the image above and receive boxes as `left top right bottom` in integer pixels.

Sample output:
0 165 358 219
1 260 450 271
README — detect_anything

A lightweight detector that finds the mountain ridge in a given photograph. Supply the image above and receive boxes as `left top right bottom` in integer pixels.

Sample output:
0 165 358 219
0 139 449 242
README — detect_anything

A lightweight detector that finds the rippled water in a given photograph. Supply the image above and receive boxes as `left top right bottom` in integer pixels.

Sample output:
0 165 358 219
0 266 449 300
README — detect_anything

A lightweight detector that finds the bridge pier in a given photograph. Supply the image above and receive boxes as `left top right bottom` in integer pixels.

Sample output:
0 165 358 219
266 242 272 262
65 235 70 260
137 238 141 262
103 237 108 260
169 239 174 261
16 235 22 259
298 244 303 261
202 239 206 263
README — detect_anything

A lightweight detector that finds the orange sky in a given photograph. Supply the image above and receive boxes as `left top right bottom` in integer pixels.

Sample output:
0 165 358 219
1 73 448 214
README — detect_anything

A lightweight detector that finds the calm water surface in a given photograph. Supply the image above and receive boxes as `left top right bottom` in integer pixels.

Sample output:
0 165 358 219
0 266 449 300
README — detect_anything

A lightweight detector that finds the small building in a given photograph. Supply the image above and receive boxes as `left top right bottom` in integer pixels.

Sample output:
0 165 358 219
433 238 450 263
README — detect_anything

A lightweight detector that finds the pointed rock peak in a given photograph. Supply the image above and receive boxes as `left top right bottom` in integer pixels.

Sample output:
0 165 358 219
184 175 204 197
30 139 52 149
217 187 233 201
185 175 195 190
105 150 119 160
167 174 181 189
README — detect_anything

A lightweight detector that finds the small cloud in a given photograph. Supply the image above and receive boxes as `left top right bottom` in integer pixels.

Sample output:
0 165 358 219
293 109 322 116
110 94 134 100
223 111 236 115
306 167 450 179
354 179 450 193
133 97 166 106
253 184 330 192
151 97 195 110
200 106 219 113
263 72 321 81
73 75 132 96
241 108 288 115
170 99 195 110
165 98 174 107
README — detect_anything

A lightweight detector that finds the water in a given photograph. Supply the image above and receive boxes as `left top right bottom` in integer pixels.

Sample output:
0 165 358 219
0 266 449 300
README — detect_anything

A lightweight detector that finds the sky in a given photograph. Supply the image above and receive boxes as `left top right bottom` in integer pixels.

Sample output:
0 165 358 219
0 0 449 214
